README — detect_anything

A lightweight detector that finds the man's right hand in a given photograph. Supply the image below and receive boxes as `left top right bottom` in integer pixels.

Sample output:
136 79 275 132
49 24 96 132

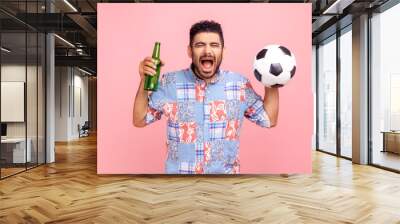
138 56 164 80
134 57 164 127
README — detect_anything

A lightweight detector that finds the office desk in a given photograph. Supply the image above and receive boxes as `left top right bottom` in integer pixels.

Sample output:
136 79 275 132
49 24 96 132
381 131 400 154
1 138 31 163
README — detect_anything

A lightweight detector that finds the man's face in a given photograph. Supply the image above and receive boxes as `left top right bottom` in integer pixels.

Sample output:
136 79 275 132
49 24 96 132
188 32 224 81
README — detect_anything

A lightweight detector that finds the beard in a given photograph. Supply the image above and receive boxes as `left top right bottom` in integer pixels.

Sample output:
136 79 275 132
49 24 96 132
191 54 222 81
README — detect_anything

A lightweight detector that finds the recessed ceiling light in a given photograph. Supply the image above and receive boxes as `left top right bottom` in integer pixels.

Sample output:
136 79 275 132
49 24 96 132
63 0 78 12
78 67 93 76
323 0 355 15
1 47 11 53
54 34 75 48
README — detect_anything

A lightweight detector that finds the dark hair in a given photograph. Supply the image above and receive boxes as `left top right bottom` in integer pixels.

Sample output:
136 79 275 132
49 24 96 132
190 20 224 47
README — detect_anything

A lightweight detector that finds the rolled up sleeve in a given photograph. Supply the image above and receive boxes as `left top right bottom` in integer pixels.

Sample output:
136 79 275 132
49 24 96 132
243 80 271 128
144 74 169 125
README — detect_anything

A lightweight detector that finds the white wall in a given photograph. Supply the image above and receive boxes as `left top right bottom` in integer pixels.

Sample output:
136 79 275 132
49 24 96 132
1 82 24 122
55 66 69 141
72 73 89 138
1 64 46 164
1 65 26 130
55 66 89 141
1 65 40 137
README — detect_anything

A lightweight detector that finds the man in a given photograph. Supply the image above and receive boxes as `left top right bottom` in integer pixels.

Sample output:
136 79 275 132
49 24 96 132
133 20 279 174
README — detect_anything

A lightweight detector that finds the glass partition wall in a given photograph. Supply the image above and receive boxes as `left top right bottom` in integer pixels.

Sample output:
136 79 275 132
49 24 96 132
317 35 337 155
315 0 400 172
370 3 400 172
0 1 46 179
316 26 353 159
339 26 352 159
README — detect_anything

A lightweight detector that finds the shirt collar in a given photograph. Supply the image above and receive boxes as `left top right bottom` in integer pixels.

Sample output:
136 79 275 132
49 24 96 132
188 63 223 85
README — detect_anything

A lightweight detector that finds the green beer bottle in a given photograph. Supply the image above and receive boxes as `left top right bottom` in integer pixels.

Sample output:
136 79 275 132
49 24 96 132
144 42 161 91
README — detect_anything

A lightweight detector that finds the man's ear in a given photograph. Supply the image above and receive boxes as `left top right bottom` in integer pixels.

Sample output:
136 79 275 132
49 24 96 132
187 45 192 59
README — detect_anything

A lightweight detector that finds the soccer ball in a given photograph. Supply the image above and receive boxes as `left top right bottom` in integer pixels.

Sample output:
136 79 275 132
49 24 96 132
253 45 296 88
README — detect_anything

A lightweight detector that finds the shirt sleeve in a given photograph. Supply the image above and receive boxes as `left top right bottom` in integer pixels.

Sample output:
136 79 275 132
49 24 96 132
144 73 169 125
243 79 271 128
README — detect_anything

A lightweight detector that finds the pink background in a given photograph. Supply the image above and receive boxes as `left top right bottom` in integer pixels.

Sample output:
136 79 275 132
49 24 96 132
97 3 312 174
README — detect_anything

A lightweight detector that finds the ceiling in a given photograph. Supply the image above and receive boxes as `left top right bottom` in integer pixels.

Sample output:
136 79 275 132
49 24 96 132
0 0 393 75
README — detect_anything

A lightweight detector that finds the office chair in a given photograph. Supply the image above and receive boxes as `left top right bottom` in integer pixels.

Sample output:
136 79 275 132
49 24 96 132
79 121 90 138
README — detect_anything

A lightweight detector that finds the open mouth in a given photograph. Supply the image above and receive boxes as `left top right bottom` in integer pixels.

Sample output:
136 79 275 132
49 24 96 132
200 58 214 73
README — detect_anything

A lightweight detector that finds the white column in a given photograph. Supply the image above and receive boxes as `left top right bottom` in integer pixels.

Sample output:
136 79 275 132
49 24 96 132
46 33 55 163
352 14 369 164
46 1 55 163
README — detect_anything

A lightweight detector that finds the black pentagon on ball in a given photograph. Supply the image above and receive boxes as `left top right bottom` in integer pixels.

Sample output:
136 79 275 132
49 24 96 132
290 65 296 78
256 49 268 60
278 46 291 56
254 69 262 82
269 63 283 76
271 84 284 88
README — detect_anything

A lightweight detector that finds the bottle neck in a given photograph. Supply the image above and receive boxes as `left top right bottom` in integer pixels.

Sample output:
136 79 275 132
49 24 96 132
152 42 160 59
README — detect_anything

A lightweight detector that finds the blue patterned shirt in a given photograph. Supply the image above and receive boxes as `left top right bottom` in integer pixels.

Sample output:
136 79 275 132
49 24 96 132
145 66 270 174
